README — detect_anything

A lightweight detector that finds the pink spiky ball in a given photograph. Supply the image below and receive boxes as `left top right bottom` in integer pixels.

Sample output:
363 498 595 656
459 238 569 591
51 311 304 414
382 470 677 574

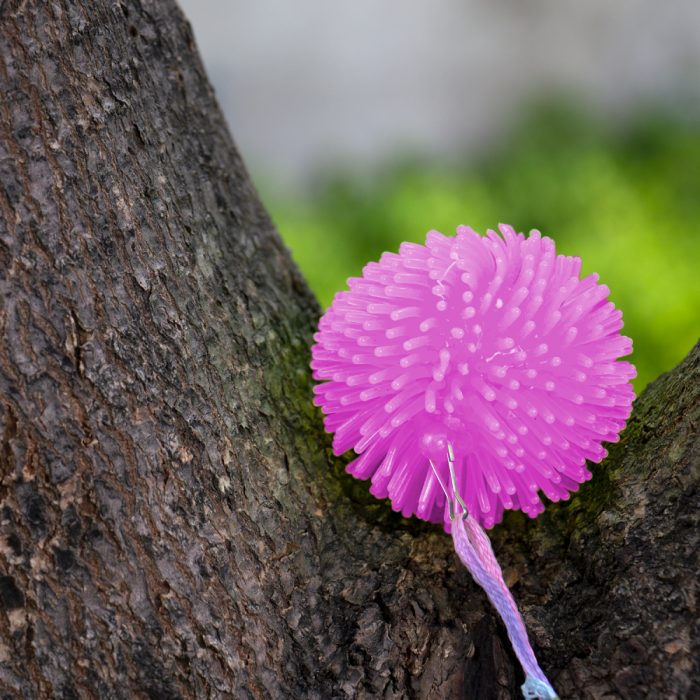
312 225 636 531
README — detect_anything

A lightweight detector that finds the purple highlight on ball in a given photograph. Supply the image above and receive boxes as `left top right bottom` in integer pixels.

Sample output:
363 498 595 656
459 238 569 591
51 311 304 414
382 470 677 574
312 225 636 531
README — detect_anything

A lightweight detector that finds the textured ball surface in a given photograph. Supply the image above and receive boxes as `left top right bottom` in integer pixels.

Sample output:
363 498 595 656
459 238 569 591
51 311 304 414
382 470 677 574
312 225 636 530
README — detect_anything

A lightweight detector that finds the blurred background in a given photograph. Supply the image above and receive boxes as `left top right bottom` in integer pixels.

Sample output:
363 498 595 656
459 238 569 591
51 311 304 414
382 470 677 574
178 0 700 394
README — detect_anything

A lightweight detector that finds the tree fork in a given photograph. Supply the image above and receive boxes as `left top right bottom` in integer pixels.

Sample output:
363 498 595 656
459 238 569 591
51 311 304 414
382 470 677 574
0 1 698 699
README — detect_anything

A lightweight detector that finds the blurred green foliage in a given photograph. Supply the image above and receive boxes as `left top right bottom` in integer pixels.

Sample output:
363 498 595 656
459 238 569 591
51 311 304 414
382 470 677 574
263 103 700 395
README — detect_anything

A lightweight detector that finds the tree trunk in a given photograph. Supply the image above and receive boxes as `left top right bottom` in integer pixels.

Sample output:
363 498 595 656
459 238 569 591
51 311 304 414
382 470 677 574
0 2 697 699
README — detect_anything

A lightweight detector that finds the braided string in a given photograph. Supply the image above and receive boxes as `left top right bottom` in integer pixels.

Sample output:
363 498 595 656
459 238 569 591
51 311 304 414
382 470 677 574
452 514 559 700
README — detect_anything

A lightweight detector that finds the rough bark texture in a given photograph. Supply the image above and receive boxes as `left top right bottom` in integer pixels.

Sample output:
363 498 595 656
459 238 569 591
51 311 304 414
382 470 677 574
0 1 697 699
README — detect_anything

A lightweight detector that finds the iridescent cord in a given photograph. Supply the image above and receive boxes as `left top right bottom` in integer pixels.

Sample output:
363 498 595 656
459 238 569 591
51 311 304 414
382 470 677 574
430 453 558 700
452 515 559 700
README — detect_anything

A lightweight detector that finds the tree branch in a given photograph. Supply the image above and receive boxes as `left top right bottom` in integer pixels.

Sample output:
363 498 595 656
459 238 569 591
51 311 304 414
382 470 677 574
0 2 697 699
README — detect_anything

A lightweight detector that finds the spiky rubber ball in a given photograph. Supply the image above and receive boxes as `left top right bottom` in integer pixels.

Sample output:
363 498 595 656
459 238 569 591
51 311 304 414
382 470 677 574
312 225 635 531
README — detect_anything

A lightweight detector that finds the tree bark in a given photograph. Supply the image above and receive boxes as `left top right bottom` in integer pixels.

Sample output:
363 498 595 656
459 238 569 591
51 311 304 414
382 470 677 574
0 2 697 699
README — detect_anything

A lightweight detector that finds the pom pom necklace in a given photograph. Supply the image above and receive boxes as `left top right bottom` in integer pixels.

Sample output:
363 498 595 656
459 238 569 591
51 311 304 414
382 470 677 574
312 224 635 699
